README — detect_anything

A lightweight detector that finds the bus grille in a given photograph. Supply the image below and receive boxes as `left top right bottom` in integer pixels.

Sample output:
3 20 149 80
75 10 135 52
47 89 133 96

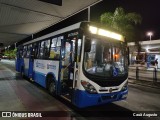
94 80 124 87
101 94 117 101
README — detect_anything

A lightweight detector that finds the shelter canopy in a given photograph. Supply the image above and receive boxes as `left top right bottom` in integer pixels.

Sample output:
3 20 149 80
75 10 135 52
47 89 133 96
0 0 101 47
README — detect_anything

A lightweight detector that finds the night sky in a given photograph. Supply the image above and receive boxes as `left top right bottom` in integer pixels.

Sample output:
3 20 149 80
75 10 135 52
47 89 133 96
90 0 160 41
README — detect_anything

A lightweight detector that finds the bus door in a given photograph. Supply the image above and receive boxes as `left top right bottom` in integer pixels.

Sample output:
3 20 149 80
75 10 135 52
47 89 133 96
28 47 34 81
16 48 21 72
61 40 75 101
16 47 24 73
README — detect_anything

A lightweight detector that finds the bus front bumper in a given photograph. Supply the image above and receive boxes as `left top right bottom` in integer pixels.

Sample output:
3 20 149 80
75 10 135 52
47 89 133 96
73 89 128 108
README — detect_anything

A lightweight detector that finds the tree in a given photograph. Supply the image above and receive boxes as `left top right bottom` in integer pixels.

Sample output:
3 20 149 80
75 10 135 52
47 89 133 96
4 48 17 59
100 7 142 42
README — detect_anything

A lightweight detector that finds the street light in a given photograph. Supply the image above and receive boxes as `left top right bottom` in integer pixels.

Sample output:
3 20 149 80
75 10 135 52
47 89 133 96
147 32 153 41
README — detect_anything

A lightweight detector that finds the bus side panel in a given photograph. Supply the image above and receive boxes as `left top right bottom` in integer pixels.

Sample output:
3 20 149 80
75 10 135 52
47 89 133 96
74 89 128 108
16 58 21 72
33 59 60 88
34 71 46 88
16 58 24 73
24 58 29 77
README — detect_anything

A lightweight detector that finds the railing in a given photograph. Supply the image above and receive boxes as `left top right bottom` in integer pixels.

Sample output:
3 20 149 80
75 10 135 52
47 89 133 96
129 66 160 82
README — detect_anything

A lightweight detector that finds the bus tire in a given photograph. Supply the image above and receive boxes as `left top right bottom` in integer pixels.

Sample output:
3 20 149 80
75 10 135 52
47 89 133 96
48 76 56 96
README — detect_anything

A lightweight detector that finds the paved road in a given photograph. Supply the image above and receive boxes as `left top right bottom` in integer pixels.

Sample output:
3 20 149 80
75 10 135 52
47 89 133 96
0 59 160 120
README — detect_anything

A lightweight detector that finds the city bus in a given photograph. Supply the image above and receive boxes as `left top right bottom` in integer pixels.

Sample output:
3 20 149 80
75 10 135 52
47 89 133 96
16 22 128 108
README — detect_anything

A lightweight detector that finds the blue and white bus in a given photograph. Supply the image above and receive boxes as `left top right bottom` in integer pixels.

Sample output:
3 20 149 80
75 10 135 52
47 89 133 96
16 22 128 108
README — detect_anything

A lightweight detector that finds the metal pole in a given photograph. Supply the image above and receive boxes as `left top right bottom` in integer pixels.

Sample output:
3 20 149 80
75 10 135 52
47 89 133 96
154 68 157 82
88 6 90 21
150 35 151 41
136 66 139 80
15 42 17 48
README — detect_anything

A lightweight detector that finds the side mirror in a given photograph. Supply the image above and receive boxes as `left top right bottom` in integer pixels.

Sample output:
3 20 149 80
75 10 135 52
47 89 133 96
84 38 91 52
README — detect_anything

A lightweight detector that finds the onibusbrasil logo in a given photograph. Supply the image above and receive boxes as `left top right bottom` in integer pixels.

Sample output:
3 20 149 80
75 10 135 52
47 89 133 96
1 112 42 118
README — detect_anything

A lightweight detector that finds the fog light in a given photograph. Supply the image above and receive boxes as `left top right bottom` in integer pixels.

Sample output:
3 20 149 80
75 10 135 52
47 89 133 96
122 94 127 99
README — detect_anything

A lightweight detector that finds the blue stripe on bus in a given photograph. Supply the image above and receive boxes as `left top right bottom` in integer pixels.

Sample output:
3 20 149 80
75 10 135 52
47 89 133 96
73 89 128 108
34 71 46 88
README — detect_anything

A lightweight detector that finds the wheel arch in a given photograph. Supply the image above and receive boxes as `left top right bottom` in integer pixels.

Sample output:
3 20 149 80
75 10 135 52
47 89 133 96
46 72 57 89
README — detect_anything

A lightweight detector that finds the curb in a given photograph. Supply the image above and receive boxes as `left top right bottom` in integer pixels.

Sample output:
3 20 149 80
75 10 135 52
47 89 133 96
128 80 160 89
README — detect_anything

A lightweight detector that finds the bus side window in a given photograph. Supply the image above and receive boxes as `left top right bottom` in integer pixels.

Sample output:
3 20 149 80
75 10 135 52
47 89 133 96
37 42 41 59
56 36 62 59
38 41 44 59
32 43 38 59
43 40 50 59
64 42 71 66
49 36 62 60
49 38 57 59
23 46 27 58
26 44 32 58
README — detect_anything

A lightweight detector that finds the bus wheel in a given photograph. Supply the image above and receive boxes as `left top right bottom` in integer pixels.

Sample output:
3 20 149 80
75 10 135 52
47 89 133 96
48 80 56 96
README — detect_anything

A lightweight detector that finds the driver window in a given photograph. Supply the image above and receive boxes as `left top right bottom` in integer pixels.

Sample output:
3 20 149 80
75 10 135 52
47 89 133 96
113 46 124 73
103 45 111 63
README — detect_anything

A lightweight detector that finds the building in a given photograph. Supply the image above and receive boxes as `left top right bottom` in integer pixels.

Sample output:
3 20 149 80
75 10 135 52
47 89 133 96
128 40 160 69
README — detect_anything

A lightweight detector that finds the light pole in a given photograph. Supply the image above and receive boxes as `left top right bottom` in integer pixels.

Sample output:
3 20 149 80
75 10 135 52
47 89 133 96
147 32 153 41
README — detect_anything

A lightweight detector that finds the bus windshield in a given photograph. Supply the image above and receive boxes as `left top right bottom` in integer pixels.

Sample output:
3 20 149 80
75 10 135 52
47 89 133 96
83 38 128 78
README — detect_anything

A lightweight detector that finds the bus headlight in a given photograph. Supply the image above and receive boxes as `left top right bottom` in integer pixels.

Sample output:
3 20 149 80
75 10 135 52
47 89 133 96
81 80 97 94
121 81 128 91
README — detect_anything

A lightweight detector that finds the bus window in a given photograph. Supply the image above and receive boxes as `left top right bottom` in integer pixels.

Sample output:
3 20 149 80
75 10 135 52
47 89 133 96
23 46 27 58
26 44 32 58
33 42 39 59
37 42 41 59
50 38 57 59
56 36 62 59
39 41 44 59
19 47 23 58
64 42 71 66
44 40 50 59
49 36 62 60
71 39 75 62
112 45 125 74
77 39 82 62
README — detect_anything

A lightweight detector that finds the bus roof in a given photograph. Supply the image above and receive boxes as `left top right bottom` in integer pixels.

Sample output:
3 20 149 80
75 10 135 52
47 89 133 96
23 22 83 45
23 21 124 45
